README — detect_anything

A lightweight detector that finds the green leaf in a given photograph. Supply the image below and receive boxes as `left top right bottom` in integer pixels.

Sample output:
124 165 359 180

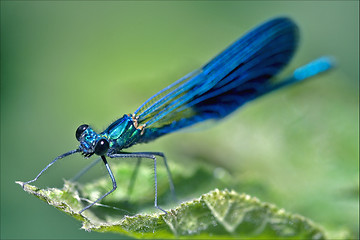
16 179 328 239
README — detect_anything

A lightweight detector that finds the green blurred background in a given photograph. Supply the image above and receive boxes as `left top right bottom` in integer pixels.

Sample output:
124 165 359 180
1 1 358 239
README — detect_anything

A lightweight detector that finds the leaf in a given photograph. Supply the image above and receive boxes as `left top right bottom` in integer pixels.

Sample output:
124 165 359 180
16 180 328 239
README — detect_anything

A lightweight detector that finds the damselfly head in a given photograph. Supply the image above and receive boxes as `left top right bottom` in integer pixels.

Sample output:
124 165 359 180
76 124 109 157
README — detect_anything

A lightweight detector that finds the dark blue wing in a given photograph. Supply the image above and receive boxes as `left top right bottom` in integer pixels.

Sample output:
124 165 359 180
135 17 298 143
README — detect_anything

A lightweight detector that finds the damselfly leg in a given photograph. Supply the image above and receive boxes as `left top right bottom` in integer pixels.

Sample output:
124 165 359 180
79 155 117 214
22 149 80 188
108 152 176 214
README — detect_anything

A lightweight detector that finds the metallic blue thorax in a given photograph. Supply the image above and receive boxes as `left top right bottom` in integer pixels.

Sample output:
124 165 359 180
101 114 143 151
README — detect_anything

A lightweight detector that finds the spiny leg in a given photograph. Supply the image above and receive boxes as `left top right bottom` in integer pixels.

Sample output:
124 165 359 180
23 149 80 188
74 157 143 200
79 155 117 214
108 152 169 214
126 152 176 201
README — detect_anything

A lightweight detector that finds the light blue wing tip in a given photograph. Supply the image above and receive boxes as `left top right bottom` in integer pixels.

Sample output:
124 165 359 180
317 55 336 68
294 56 335 81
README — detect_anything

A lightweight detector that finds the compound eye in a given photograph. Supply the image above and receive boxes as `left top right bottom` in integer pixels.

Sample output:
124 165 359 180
94 139 109 156
76 124 89 141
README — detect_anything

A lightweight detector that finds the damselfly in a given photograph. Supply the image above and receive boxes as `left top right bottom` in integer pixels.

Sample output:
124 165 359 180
22 17 333 214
